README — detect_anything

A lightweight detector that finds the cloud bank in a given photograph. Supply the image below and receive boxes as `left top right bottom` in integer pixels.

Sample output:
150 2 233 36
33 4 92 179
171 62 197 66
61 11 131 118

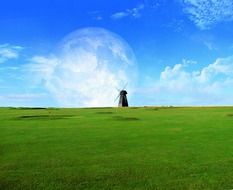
143 57 233 105
2 28 233 107
27 28 137 107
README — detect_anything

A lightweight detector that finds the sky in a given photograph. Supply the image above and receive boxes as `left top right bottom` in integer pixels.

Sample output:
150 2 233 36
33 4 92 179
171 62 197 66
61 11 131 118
1 0 233 107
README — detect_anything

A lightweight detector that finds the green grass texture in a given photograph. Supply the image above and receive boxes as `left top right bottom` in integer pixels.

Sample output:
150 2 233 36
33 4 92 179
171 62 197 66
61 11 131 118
0 107 233 190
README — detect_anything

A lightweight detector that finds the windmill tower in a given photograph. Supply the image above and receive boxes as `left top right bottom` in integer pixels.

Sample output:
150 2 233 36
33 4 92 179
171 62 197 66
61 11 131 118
115 83 129 107
118 90 128 107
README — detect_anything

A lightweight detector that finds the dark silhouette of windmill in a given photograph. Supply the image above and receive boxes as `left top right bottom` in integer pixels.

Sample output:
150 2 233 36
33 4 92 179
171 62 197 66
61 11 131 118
115 83 128 107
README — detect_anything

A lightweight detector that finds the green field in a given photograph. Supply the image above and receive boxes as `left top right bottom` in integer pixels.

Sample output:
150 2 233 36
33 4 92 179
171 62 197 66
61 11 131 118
0 107 233 190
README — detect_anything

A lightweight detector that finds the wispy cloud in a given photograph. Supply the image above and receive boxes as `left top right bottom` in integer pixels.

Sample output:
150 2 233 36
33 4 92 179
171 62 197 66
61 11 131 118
111 4 144 20
203 41 217 51
141 56 233 105
164 19 185 32
0 44 23 63
180 0 233 29
190 33 218 51
88 10 103 21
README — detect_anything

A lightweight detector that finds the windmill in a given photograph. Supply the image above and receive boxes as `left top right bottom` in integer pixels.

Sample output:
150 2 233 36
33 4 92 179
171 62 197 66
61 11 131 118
115 83 129 107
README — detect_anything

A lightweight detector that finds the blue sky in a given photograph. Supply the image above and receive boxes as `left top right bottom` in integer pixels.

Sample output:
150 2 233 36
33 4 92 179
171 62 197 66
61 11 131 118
1 0 233 107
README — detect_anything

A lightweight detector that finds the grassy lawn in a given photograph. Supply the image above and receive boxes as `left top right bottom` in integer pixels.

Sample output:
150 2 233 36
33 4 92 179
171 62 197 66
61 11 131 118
0 107 233 190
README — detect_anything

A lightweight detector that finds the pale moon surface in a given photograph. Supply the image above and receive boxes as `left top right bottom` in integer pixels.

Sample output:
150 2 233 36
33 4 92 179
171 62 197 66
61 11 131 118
31 27 137 107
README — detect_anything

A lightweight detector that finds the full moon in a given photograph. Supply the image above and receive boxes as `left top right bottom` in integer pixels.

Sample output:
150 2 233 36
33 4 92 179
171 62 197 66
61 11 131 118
34 27 138 107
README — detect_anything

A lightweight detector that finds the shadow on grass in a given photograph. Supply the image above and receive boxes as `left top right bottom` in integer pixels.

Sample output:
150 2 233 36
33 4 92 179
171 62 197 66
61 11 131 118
96 111 114 114
15 115 75 120
129 107 140 109
83 107 114 109
112 116 140 121
9 107 47 110
144 108 159 111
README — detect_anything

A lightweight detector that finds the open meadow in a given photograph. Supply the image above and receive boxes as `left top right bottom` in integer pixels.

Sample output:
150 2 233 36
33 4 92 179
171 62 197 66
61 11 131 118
0 107 233 190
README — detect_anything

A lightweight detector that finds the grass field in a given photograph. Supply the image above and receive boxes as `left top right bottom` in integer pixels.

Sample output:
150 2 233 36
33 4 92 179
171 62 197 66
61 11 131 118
0 107 233 190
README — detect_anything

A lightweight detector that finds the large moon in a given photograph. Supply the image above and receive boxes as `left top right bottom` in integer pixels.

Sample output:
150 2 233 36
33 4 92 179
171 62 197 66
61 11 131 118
32 27 137 107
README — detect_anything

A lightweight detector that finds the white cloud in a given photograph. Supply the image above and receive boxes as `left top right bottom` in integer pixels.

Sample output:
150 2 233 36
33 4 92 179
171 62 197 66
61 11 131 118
142 56 233 105
111 4 144 20
181 0 233 29
0 44 23 63
27 28 137 107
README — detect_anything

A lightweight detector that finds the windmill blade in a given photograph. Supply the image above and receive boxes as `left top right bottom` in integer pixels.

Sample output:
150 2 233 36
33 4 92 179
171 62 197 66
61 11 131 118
115 87 121 92
114 94 120 102
122 82 128 90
